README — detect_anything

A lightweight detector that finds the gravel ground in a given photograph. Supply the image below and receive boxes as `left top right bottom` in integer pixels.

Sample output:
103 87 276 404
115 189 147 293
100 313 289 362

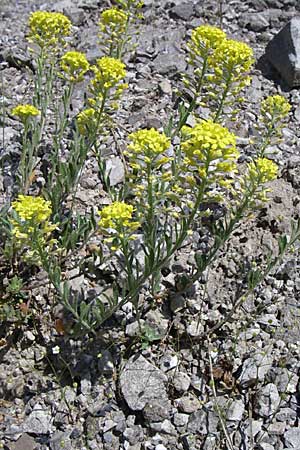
0 1 300 449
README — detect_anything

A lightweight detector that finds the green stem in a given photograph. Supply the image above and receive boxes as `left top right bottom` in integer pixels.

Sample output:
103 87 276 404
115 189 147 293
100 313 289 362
213 70 232 123
173 56 208 137
183 183 258 291
258 116 277 157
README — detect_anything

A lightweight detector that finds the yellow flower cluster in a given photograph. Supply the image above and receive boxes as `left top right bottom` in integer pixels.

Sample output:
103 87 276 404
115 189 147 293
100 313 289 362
77 108 98 135
99 8 128 33
28 11 71 51
248 157 278 184
98 1 143 58
91 57 126 90
127 129 170 158
60 51 90 83
212 39 254 74
12 195 52 222
99 202 139 231
186 24 254 116
114 0 144 18
89 57 128 109
11 195 56 245
188 25 226 59
181 120 239 177
12 104 40 122
260 95 291 120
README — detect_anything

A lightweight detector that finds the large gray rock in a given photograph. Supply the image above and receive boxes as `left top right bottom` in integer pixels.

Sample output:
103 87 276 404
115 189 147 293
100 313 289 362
238 353 273 387
265 17 300 87
226 399 245 421
254 383 281 418
22 404 53 434
284 428 300 448
8 434 37 450
120 355 168 411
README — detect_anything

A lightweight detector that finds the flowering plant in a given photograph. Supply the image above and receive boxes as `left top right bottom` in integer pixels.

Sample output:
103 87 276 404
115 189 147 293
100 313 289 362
10 195 57 264
28 11 71 52
1 10 297 341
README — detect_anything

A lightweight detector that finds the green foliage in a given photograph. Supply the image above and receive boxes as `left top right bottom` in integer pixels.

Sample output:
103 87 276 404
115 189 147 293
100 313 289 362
0 9 297 340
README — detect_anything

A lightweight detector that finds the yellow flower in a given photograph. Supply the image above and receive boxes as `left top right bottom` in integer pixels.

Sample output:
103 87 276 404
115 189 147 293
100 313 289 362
260 95 291 120
77 108 98 135
99 202 139 231
60 51 90 83
188 25 226 55
214 39 253 69
12 104 40 122
128 128 170 157
99 8 128 33
91 57 126 91
181 120 239 175
10 195 57 263
11 195 52 222
248 158 278 183
28 11 71 50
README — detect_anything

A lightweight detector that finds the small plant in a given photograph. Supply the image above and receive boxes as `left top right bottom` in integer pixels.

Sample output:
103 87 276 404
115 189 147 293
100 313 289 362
0 9 296 342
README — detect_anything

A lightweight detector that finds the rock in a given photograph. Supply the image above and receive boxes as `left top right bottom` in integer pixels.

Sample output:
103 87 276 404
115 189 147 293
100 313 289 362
245 419 263 438
77 0 99 9
8 434 37 450
173 412 189 428
175 393 201 413
170 3 194 21
22 404 53 434
52 0 84 24
86 47 103 64
125 320 145 337
268 421 287 435
0 47 32 70
187 409 207 434
80 376 92 396
169 294 186 313
265 16 300 87
186 320 203 337
155 445 168 450
172 371 191 393
269 368 299 393
257 314 280 327
98 349 114 374
238 353 273 387
143 398 172 422
160 354 178 372
123 425 144 444
226 399 245 421
276 407 297 422
145 309 169 336
106 157 125 186
159 80 172 95
258 444 275 450
49 432 72 450
68 267 85 292
284 428 300 448
204 409 218 434
254 384 281 418
120 355 168 411
150 419 177 435
203 436 217 450
240 12 270 31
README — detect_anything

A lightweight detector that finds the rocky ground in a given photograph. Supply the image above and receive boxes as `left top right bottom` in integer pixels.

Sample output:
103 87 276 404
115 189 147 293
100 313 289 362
1 0 300 449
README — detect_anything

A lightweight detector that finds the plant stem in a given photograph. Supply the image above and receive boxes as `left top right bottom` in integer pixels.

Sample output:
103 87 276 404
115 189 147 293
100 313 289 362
208 337 235 450
172 56 208 137
213 71 232 123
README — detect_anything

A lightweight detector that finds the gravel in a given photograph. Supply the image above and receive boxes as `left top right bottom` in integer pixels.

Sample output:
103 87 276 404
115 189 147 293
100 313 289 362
1 0 300 449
